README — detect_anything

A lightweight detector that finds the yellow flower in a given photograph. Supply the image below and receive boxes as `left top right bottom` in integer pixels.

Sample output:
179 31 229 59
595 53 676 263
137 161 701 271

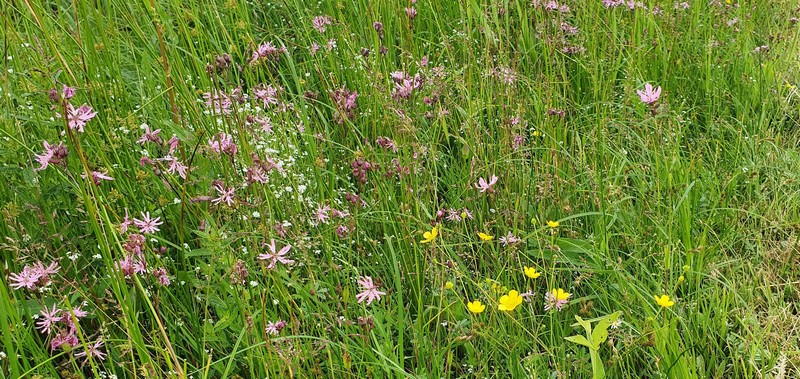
477 232 493 241
467 300 486 314
550 288 571 301
445 281 454 290
654 294 675 308
420 226 438 244
498 290 523 311
547 220 559 228
523 266 541 279
532 130 541 137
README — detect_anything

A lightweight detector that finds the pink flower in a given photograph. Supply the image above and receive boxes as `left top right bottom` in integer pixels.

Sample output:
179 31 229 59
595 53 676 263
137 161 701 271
203 90 233 114
248 115 273 133
116 255 137 277
252 84 281 108
211 183 236 206
160 156 188 179
136 124 162 145
249 41 286 64
133 211 163 234
312 16 332 33
499 232 522 246
265 320 287 335
74 339 106 362
8 262 57 290
51 329 79 351
330 86 358 123
314 204 331 224
68 306 89 319
34 141 67 171
168 135 180 155
63 103 97 132
61 85 76 100
335 225 350 238
152 267 170 286
446 209 460 222
637 83 662 104
257 239 294 269
9 267 40 290
405 7 417 20
545 290 571 311
36 304 62 334
355 276 386 305
81 170 114 185
119 208 133 233
474 175 498 193
208 133 237 156
375 136 398 152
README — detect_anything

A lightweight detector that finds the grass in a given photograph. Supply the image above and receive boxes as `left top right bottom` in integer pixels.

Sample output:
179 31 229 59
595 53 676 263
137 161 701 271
1 0 800 377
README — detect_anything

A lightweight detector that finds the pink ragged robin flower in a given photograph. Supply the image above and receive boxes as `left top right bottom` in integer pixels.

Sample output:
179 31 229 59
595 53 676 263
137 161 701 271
208 132 237 156
544 288 572 311
8 261 59 291
167 134 180 155
61 103 97 132
160 156 188 179
637 83 662 104
474 175 498 193
312 15 333 33
133 211 163 234
252 84 281 108
33 141 68 171
314 204 331 224
265 320 288 335
81 170 114 185
355 276 386 305
203 89 233 115
152 267 170 286
136 123 162 145
61 85 76 100
211 183 236 207
258 239 294 269
74 339 106 362
8 266 40 290
119 208 133 233
499 231 522 246
36 304 62 334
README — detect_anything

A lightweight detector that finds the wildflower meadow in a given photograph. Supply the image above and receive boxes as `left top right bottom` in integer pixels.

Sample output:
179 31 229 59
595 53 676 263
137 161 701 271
2 0 800 378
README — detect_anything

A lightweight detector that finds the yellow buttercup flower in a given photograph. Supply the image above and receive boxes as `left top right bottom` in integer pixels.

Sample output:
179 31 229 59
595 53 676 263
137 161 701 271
477 232 493 241
654 294 675 308
547 220 559 228
445 281 454 290
420 226 438 244
523 266 541 279
467 300 486 314
498 290 523 311
532 130 541 137
550 288 570 301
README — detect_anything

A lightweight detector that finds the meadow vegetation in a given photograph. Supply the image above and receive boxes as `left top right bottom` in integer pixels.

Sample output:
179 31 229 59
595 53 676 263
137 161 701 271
2 0 800 377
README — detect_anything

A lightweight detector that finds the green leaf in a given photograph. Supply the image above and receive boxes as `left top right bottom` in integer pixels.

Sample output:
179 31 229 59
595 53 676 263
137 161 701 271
591 311 621 346
574 315 592 335
565 335 594 349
